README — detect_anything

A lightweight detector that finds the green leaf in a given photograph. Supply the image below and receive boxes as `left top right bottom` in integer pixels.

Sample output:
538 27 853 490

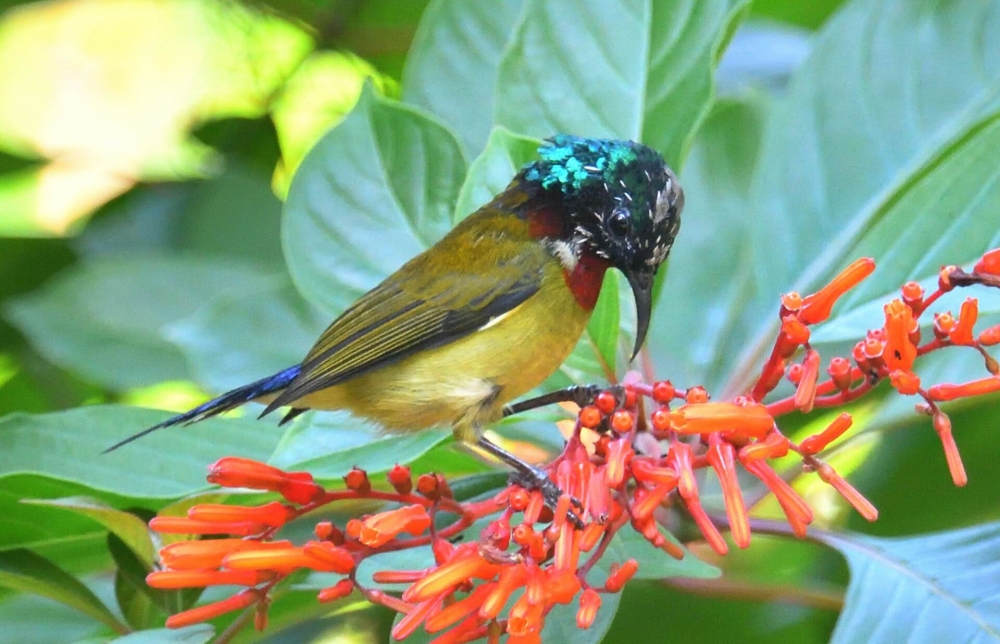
0 405 283 498
587 273 621 375
114 563 156 631
279 429 451 481
816 522 1000 643
541 590 620 644
496 0 750 166
176 162 285 268
108 532 183 624
108 625 214 644
3 254 275 390
167 277 327 392
21 496 156 568
270 51 388 195
452 127 540 222
402 0 527 155
601 526 720 582
649 96 767 392
0 548 126 634
0 588 106 644
733 0 1000 389
282 83 467 317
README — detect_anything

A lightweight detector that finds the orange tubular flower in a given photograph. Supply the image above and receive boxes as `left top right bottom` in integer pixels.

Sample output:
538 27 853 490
742 460 813 538
147 569 274 589
933 412 967 487
974 248 1000 275
358 504 432 547
160 539 293 570
670 402 774 440
604 559 639 593
798 258 876 324
738 430 790 461
318 579 355 603
149 516 265 536
794 349 821 413
224 543 354 574
949 298 979 345
605 438 634 487
799 413 854 455
682 493 728 556
404 551 499 603
188 501 293 528
480 565 528 620
576 589 601 629
707 435 750 549
814 462 878 522
889 370 921 395
165 589 260 629
979 324 1000 346
927 376 1000 401
883 299 918 371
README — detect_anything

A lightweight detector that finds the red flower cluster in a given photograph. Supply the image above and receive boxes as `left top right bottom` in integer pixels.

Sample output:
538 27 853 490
148 250 1000 641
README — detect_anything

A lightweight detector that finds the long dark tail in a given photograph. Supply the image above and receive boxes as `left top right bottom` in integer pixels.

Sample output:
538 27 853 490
103 365 302 453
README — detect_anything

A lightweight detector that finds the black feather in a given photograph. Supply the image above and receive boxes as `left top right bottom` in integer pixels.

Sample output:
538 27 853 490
103 365 301 453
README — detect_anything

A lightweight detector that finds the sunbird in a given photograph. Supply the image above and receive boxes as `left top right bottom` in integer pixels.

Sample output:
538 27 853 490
108 135 683 501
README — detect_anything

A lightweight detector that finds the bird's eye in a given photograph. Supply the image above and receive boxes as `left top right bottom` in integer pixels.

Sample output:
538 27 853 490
608 210 631 237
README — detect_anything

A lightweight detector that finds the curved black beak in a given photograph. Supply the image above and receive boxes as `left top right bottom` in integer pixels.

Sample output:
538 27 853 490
625 267 655 361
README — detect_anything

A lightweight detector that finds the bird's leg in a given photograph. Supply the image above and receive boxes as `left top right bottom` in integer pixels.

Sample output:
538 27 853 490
475 434 583 528
501 384 625 417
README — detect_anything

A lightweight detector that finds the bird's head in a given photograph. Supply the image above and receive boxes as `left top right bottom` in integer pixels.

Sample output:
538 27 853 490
520 135 684 360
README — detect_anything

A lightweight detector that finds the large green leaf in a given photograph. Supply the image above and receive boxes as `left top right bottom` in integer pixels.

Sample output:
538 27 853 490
21 496 155 568
282 83 467 317
0 548 125 634
732 0 1000 390
168 277 327 392
817 522 1000 642
3 254 274 390
280 429 451 481
0 406 283 498
452 127 539 221
496 0 750 167
649 96 767 392
402 0 527 155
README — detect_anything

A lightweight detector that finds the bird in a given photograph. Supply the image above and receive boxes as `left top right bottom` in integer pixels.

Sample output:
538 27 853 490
107 134 684 502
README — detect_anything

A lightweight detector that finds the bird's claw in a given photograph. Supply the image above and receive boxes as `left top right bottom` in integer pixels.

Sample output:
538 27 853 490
508 467 585 529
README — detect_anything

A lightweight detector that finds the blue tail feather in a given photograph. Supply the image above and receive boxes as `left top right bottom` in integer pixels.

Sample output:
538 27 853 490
103 365 301 453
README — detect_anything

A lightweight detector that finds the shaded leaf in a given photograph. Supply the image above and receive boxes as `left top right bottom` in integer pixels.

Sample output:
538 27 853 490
167 277 327 392
3 254 275 390
601 527 720 582
108 624 214 644
282 83 466 317
22 496 156 568
0 548 125 633
0 405 283 498
496 0 750 166
817 522 1000 643
402 0 527 154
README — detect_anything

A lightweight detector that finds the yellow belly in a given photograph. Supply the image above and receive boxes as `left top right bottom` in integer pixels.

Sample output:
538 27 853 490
298 264 591 441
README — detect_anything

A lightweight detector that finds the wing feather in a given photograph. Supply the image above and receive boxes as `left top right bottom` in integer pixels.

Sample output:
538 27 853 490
262 224 548 414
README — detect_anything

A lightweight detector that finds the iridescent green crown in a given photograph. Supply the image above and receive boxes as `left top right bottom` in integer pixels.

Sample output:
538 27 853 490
524 135 665 199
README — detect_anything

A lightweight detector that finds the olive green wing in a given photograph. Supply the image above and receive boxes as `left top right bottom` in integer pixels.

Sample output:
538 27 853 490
261 245 547 414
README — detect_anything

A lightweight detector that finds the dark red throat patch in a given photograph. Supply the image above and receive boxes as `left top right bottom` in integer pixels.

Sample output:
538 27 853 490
565 254 610 311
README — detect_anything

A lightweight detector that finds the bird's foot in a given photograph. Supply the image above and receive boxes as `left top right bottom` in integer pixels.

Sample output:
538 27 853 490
508 465 584 529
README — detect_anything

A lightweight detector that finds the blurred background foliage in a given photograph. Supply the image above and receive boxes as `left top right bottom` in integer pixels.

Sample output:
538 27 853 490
1 0 1000 642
